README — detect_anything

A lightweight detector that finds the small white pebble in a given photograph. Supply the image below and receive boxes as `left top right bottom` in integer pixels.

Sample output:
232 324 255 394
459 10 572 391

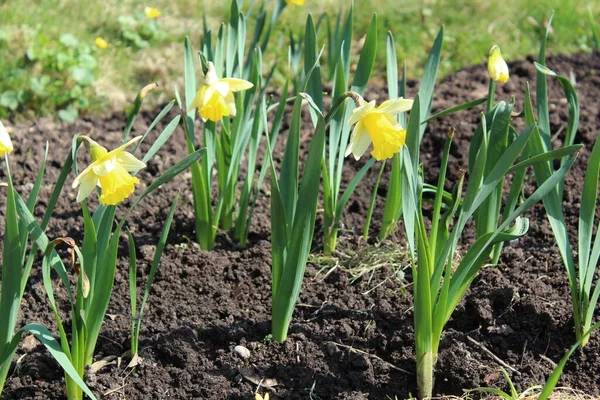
234 345 251 359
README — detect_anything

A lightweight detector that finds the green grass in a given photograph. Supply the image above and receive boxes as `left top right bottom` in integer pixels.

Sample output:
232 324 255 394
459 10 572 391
0 0 598 119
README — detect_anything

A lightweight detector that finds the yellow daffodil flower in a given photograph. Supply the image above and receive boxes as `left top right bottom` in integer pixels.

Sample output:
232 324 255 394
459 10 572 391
285 0 306 6
487 45 509 83
0 120 14 157
189 62 253 122
345 97 414 161
144 6 161 18
255 393 270 400
95 37 109 49
73 136 146 205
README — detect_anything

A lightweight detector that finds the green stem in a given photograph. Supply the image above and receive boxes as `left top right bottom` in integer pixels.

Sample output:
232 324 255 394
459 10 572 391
417 349 434 399
323 228 338 254
363 160 386 239
487 79 496 112
0 351 14 394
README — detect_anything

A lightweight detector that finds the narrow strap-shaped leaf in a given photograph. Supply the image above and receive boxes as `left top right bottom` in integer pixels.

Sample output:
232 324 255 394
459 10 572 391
13 324 97 399
0 160 22 351
418 27 443 139
135 195 179 343
303 14 323 112
334 157 376 227
122 83 158 144
19 142 48 262
507 145 582 174
538 320 600 400
127 229 138 354
184 37 197 127
133 100 175 156
446 155 576 322
423 98 487 123
534 62 580 202
350 14 377 94
279 95 302 227
580 137 600 295
141 115 181 165
386 31 398 100
536 13 554 148
271 113 325 342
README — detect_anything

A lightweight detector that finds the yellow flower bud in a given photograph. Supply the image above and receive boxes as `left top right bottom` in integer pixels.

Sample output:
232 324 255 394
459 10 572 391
95 37 109 49
285 0 306 6
487 45 509 83
144 6 161 19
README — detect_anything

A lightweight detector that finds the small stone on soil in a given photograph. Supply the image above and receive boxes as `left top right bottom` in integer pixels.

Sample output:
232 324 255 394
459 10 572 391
234 345 251 359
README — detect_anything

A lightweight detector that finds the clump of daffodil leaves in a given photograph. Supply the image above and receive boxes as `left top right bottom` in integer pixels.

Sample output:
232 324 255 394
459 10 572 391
7 81 203 400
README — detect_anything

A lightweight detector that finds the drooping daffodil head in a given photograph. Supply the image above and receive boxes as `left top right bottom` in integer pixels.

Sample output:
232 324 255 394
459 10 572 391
345 97 414 161
72 136 146 205
285 0 306 7
487 45 509 83
189 62 254 122
0 120 14 158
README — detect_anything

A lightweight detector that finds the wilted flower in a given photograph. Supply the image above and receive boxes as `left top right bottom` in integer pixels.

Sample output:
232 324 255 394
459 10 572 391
144 6 161 18
73 136 146 205
255 393 270 400
285 0 306 6
189 62 253 122
487 45 509 83
95 37 109 49
345 97 414 161
0 120 14 157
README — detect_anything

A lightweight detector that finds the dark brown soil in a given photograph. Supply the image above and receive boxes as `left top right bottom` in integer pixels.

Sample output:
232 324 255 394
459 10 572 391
1 51 600 399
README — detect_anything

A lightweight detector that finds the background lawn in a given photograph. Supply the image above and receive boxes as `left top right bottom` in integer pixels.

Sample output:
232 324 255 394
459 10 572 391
0 0 598 120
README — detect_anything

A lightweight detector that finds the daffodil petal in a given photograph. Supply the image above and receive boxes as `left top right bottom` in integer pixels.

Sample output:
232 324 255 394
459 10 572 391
0 120 13 157
375 98 414 115
93 156 117 176
110 136 143 155
75 169 98 202
214 80 230 97
220 78 254 92
348 100 376 126
116 151 146 172
225 91 236 116
200 85 216 108
345 121 372 160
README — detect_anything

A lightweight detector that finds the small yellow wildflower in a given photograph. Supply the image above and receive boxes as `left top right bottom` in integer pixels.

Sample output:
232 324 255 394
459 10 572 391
285 0 306 6
189 62 254 122
144 6 161 19
95 37 109 49
0 120 13 157
487 45 509 83
346 97 414 161
73 136 146 205
255 393 270 400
